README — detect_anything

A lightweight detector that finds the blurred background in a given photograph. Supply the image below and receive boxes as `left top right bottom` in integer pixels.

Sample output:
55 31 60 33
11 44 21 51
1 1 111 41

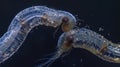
0 0 120 67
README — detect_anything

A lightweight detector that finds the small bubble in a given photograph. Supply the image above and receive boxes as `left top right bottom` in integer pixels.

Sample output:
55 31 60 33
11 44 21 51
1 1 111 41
107 33 110 36
72 63 76 66
99 27 104 31
85 25 90 29
80 58 83 62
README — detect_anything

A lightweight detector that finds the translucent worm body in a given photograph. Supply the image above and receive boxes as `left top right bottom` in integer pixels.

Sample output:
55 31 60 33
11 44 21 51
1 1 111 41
0 6 76 63
59 28 120 63
40 28 120 66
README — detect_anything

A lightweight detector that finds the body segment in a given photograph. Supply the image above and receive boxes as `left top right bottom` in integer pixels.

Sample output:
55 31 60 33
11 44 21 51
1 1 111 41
0 6 76 63
59 28 120 63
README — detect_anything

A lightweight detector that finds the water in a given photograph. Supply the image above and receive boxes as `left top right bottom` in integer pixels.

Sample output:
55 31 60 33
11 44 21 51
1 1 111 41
0 0 120 67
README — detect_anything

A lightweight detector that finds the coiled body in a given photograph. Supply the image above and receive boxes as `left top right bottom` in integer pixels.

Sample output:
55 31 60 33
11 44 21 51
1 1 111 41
0 6 76 63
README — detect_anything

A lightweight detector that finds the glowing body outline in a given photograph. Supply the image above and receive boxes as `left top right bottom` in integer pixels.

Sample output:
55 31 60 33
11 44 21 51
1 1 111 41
0 5 120 67
39 28 120 67
0 6 76 63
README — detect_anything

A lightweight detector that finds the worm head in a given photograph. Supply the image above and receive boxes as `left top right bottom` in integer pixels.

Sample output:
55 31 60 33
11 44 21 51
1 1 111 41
59 11 76 32
57 30 76 53
41 10 76 31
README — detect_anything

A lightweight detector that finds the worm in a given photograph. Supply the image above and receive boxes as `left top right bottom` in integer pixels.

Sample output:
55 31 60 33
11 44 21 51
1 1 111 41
0 6 76 63
39 28 120 67
60 28 120 63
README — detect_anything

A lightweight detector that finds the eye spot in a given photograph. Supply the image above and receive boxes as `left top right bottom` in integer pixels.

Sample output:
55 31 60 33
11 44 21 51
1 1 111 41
62 17 69 23
65 35 74 47
66 35 73 43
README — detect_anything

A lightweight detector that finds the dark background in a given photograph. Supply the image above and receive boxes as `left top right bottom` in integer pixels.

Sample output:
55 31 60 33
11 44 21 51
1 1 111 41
0 0 120 67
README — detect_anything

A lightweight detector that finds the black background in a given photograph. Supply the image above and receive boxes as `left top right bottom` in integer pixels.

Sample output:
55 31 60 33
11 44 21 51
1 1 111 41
0 0 120 67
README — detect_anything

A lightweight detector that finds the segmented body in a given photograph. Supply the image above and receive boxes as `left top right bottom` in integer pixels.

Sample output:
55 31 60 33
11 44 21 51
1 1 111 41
0 6 76 63
39 27 120 67
0 5 119 67
59 28 120 63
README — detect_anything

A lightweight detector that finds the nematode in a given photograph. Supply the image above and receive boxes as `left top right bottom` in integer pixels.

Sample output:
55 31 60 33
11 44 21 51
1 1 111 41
0 5 120 67
38 28 120 67
61 28 120 63
0 6 76 63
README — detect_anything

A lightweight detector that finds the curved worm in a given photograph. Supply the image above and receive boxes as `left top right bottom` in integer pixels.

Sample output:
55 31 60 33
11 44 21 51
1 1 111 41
59 28 120 63
39 28 120 67
0 6 76 63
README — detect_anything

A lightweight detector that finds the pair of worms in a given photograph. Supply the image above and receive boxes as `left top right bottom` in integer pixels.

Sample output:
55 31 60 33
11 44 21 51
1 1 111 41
0 6 120 67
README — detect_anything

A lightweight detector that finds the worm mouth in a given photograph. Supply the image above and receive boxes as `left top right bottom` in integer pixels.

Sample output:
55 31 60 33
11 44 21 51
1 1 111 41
61 23 73 32
61 19 76 32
